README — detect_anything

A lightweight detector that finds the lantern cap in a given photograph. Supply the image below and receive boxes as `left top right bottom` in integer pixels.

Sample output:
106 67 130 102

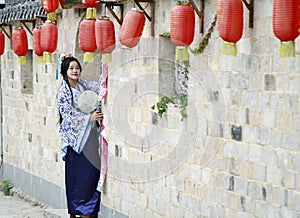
98 16 110 20
132 8 144 13
15 26 23 30
176 1 190 6
45 20 56 24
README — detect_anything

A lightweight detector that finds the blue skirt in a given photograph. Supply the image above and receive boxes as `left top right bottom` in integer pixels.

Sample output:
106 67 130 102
65 127 101 217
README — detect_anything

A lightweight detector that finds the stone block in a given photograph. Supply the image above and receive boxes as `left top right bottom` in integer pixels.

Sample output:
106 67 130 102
247 181 261 200
264 74 276 91
266 166 282 186
280 207 297 218
276 111 292 131
282 170 296 190
267 204 281 218
258 56 272 73
291 153 300 172
253 200 268 217
270 130 283 148
262 110 275 128
257 128 269 146
288 191 300 211
252 164 266 182
282 132 299 151
244 56 258 73
250 73 264 91
231 125 242 141
290 75 300 94
275 74 290 91
257 91 270 109
249 145 263 163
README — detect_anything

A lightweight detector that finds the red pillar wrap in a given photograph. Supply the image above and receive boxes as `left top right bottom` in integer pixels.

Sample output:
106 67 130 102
0 31 5 56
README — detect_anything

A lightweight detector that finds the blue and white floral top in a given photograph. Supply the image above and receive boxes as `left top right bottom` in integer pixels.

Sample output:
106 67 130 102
56 77 102 160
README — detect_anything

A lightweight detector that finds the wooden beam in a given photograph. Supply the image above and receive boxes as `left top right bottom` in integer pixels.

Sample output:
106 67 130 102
132 0 155 36
134 0 151 21
0 25 11 39
241 0 254 28
105 3 124 25
21 21 34 36
189 0 204 33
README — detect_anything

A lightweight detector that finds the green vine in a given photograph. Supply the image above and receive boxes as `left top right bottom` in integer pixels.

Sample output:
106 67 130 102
190 14 217 55
160 14 217 55
151 63 189 121
0 179 13 196
159 31 170 38
155 13 217 120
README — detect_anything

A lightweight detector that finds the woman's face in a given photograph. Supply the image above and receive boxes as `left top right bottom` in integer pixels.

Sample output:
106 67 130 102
67 60 81 84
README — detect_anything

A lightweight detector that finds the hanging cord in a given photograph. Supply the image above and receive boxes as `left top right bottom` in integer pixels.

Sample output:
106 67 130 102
190 14 217 55
100 2 106 17
0 70 3 171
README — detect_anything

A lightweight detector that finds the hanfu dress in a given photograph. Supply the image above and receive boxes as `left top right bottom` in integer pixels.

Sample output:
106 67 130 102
57 78 102 217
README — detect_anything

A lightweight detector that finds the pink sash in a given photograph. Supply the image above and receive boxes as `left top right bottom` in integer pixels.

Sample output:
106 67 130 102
97 63 109 192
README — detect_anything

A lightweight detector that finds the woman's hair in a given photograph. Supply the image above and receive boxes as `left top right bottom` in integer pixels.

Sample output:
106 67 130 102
58 56 82 124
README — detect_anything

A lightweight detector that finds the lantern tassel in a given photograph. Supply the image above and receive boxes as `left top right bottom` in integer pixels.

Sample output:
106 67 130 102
43 52 53 63
279 41 295 58
222 42 237 56
86 8 97 19
47 12 57 22
84 52 94 63
101 53 112 63
18 56 26 65
175 46 189 61
37 56 45 64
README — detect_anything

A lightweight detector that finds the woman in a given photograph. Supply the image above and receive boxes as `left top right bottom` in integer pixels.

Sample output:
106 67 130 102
56 55 103 218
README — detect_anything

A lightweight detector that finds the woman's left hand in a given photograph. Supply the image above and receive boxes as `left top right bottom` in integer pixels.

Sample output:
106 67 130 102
91 111 103 122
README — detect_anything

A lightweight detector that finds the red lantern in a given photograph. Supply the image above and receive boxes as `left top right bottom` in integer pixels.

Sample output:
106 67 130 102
41 21 58 63
33 27 45 64
119 8 146 48
82 0 98 8
82 0 97 19
12 27 28 65
59 0 82 9
59 0 65 7
79 18 97 62
217 0 243 56
42 0 59 21
170 3 195 61
95 17 116 63
273 0 299 57
170 3 195 46
0 31 5 57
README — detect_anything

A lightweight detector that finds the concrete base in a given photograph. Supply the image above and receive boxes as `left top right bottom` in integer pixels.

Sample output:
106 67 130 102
1 162 128 218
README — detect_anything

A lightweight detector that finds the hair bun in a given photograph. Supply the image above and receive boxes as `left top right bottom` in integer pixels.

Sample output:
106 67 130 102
60 53 75 61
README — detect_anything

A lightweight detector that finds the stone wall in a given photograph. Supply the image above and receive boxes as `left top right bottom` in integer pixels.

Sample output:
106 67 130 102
0 0 299 217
